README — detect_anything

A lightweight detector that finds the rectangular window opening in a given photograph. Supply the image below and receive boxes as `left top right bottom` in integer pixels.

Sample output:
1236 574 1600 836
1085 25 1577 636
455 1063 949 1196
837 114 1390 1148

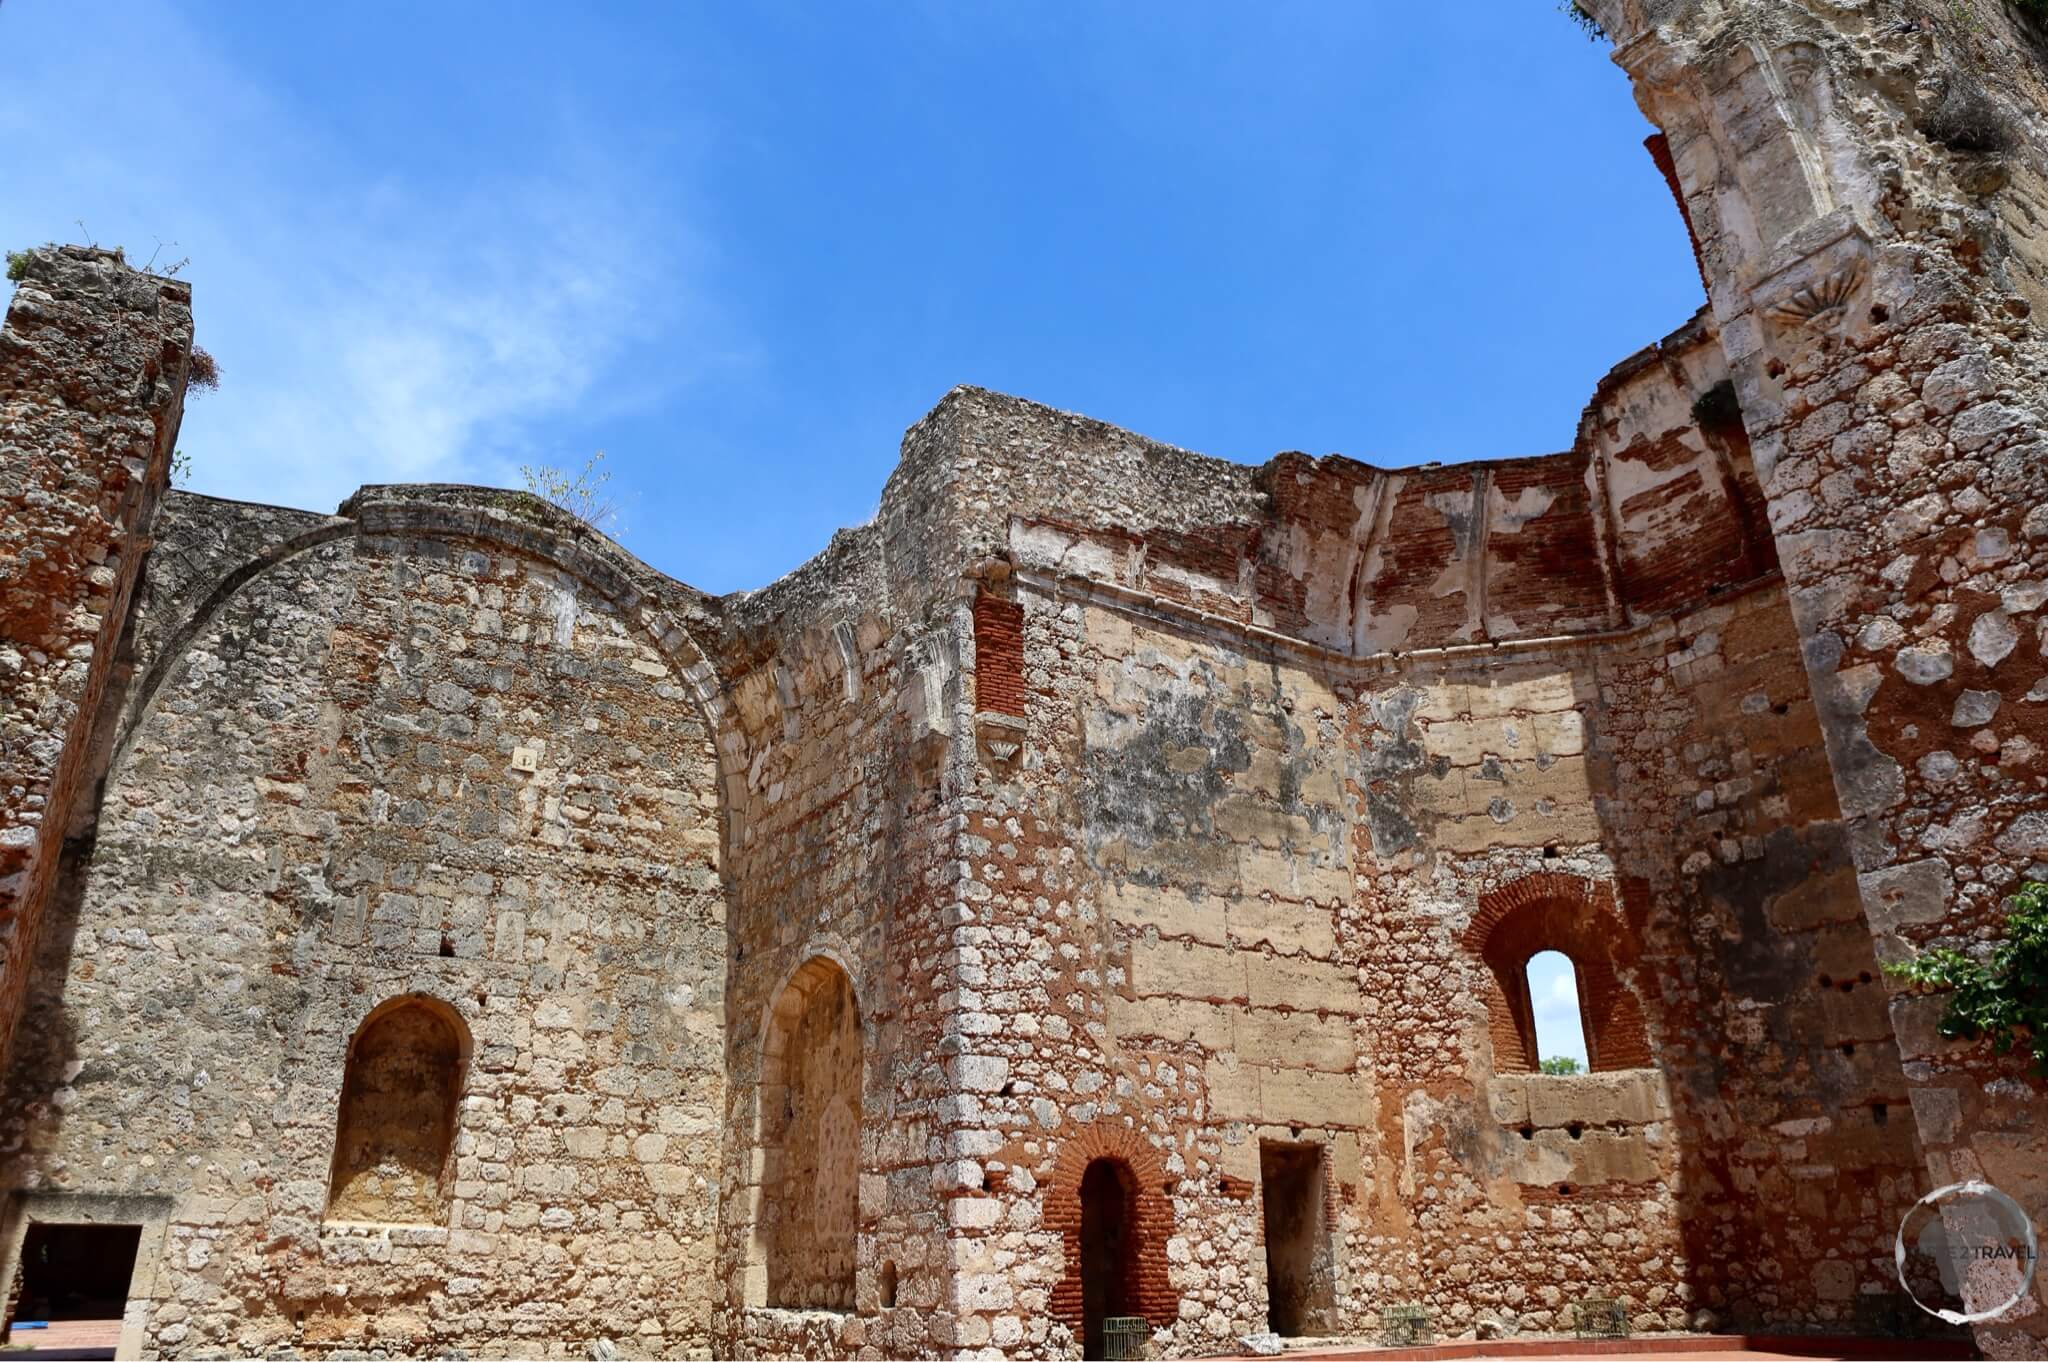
1259 1141 1334 1338
4 1222 141 1360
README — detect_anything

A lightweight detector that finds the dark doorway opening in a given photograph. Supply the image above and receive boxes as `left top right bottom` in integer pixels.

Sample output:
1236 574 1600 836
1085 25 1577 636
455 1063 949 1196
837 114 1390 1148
1260 1141 1333 1337
1079 1157 1137 1360
7 1223 140 1345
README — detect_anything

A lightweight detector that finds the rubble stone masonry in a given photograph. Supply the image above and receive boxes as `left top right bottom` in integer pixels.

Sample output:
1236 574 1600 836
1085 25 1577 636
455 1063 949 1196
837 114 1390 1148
0 2 2043 1357
1589 1 2048 1354
0 247 190 1073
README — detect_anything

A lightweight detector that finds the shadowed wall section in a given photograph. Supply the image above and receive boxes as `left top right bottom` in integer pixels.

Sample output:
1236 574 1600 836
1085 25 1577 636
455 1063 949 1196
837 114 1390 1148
758 957 863 1312
0 248 190 1075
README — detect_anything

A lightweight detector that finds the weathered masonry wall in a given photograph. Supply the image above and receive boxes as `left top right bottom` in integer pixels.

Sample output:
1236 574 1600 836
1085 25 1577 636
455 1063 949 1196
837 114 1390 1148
0 480 730 1356
8 2 2048 1347
708 400 973 1361
0 248 190 1074
948 309 1774 659
1589 2 2048 1353
0 259 1968 1360
934 512 1924 1354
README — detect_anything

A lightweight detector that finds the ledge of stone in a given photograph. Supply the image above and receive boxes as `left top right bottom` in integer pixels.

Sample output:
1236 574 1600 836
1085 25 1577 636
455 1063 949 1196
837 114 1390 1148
1487 1068 1672 1128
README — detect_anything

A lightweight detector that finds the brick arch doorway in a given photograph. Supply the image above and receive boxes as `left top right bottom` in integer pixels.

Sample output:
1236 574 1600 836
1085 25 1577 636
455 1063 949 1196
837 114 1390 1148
1079 1158 1137 1359
1047 1123 1176 1358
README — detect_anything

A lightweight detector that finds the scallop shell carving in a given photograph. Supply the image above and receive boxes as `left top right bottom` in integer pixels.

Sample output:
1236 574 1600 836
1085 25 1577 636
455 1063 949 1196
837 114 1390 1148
1770 265 1863 326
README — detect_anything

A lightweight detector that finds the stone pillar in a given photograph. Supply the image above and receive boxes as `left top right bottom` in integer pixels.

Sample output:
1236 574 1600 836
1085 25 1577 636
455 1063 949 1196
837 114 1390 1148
0 246 191 1070
1589 2 2048 1351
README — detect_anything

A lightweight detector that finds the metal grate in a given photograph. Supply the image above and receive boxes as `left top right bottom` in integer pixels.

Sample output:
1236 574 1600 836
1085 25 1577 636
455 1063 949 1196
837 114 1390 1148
1102 1315 1149 1360
1574 1296 1629 1339
1380 1303 1434 1347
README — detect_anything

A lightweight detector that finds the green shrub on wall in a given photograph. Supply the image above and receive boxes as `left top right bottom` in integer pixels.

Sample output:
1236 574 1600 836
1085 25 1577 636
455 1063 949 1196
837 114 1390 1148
1885 881 2048 1074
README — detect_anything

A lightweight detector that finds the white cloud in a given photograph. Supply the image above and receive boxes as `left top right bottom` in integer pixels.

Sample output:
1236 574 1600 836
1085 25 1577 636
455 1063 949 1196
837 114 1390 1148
0 2 725 516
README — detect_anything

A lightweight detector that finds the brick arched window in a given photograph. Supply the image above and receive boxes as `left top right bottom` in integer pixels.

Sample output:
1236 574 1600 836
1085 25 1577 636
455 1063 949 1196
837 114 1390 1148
1462 873 1651 1073
1045 1124 1177 1353
325 994 470 1224
749 955 863 1311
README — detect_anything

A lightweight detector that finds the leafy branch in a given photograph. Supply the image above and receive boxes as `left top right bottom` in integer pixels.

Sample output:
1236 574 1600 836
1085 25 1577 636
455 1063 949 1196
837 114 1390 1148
1885 880 2048 1074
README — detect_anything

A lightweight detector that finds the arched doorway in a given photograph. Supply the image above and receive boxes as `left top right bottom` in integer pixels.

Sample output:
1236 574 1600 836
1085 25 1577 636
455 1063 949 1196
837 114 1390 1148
1048 1125 1176 1352
1079 1158 1136 1359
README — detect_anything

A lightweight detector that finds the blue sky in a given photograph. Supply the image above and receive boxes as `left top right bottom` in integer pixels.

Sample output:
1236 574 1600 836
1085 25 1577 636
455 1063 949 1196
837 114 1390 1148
1528 951 1590 1069
2 2 1699 595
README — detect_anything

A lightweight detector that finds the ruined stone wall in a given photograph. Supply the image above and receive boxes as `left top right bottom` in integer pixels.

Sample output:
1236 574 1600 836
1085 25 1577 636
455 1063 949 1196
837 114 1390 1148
965 307 1766 662
1587 2 2048 1351
10 9 2045 1341
0 487 729 1357
901 333 1927 1354
937 566 1924 1354
0 247 190 1073
709 401 976 1360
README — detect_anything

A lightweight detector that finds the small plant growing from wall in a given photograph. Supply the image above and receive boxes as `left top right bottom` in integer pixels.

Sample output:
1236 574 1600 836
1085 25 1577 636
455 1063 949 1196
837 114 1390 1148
1885 881 2048 1075
1691 379 1745 436
1559 1 1608 42
1538 1055 1582 1075
169 348 220 487
187 346 220 394
520 450 623 534
1918 73 2013 154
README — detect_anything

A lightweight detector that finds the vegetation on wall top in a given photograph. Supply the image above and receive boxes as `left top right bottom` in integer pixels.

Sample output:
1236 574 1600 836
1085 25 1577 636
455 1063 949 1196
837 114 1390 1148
520 450 624 536
1560 2 1609 43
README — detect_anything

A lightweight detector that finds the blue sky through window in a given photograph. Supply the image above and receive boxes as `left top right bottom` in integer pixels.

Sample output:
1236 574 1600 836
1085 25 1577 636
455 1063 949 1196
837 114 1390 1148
1527 950 1589 1070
